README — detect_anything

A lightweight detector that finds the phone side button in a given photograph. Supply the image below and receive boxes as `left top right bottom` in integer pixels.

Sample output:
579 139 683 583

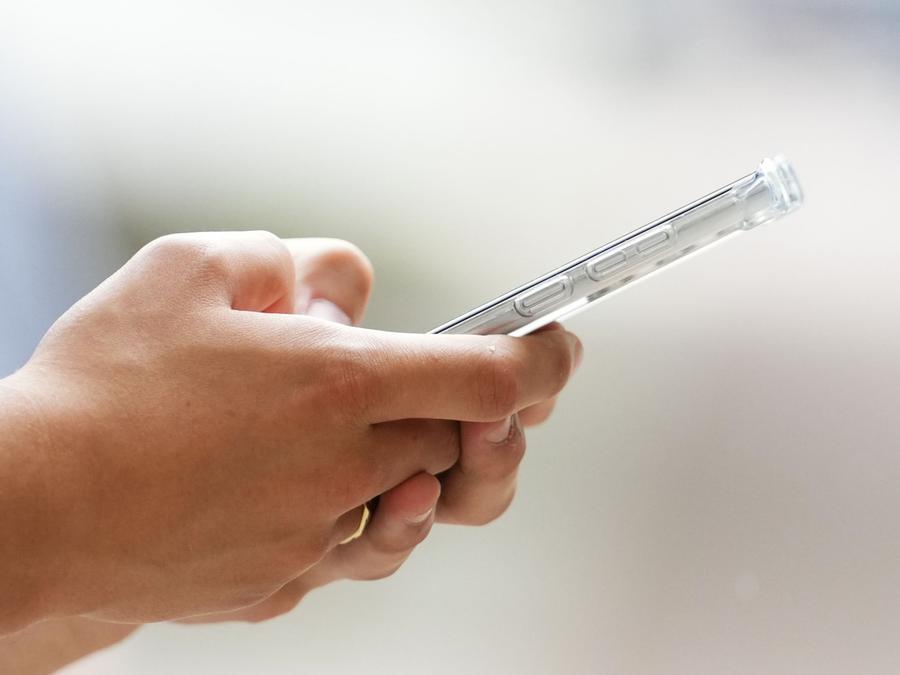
635 226 674 255
585 251 628 281
514 277 573 317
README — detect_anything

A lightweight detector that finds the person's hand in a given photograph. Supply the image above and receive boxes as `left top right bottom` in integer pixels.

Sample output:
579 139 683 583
0 231 580 634
174 238 582 624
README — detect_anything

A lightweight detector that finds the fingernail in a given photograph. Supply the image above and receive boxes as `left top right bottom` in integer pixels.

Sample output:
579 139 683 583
485 416 513 444
405 507 433 524
306 298 351 325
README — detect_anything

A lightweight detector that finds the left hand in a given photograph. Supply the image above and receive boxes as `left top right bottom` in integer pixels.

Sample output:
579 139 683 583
180 237 582 623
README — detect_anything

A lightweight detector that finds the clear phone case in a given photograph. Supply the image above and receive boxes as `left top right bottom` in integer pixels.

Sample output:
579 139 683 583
431 156 804 336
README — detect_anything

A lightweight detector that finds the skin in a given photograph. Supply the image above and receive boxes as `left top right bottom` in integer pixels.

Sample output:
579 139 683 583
0 232 582 673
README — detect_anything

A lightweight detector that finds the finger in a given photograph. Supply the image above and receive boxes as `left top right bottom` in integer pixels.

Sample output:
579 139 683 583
361 325 582 423
437 414 525 525
294 419 456 517
141 231 296 314
518 396 557 427
191 473 442 624
283 238 374 325
319 473 441 584
517 321 582 427
352 419 460 503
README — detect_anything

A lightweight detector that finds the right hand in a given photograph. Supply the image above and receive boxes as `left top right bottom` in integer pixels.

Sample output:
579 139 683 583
1 231 579 632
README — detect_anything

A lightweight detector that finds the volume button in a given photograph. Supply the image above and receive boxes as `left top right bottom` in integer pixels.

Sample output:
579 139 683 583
634 225 675 256
513 276 573 317
585 250 627 281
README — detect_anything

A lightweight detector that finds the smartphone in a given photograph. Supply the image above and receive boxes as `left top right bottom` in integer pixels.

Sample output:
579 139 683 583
431 155 803 337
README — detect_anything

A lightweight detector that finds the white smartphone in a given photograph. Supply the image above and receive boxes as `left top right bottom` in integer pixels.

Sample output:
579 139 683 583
431 156 803 337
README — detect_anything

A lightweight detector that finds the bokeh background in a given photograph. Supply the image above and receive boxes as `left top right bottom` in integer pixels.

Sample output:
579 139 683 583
2 1 900 673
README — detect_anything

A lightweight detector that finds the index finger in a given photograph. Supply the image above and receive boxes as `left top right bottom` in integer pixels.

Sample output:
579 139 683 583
362 325 580 423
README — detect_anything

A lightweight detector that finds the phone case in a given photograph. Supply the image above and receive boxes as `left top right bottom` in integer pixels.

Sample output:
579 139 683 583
431 155 803 336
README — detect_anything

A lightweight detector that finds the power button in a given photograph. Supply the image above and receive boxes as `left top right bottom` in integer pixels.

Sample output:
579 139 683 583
514 276 573 317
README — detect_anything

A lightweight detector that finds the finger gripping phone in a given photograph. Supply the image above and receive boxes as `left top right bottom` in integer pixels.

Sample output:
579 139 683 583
431 155 803 336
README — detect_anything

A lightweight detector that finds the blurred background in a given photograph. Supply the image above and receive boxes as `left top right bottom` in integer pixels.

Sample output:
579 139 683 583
2 0 900 673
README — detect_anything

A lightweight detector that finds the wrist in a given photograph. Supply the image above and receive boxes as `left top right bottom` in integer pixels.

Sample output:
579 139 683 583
0 368 84 634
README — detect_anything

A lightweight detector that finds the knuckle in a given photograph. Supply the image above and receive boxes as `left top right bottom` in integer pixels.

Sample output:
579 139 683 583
244 230 292 266
470 432 525 481
323 341 379 419
195 246 232 283
246 229 294 284
482 500 516 526
131 235 227 306
475 341 522 419
143 231 288 287
270 592 307 619
139 233 207 266
245 609 279 624
375 523 432 557
316 239 375 293
244 229 283 248
466 488 518 527
354 560 405 582
522 402 554 426
242 602 279 623
142 233 229 284
245 590 308 623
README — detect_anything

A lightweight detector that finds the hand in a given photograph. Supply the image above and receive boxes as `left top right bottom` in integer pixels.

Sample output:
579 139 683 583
0 231 580 633
175 241 582 624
